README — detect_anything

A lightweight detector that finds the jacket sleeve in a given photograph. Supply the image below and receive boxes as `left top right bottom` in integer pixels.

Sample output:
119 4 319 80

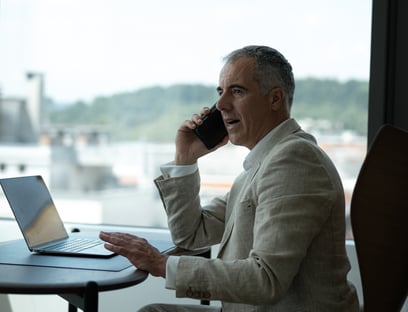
154 170 228 249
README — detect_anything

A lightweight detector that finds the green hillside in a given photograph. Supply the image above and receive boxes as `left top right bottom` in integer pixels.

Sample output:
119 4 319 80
47 79 368 142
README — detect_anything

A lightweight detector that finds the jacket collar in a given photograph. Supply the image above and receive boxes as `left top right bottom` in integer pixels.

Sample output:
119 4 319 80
243 118 301 171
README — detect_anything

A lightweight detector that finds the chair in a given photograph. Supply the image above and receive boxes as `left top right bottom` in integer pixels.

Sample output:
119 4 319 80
351 125 408 311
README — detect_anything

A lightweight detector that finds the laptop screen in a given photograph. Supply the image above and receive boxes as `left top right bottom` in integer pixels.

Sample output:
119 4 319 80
0 176 68 247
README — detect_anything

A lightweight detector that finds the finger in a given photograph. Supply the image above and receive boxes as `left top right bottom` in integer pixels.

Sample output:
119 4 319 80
193 107 211 122
103 242 133 260
104 239 146 260
101 234 132 252
99 231 112 241
103 242 117 252
199 107 210 116
191 113 203 126
99 231 120 242
181 119 199 130
99 231 130 245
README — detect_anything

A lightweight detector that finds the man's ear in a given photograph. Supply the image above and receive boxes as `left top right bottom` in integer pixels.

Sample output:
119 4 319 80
269 87 285 111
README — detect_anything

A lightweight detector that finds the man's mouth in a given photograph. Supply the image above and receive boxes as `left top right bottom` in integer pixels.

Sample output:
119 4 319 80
225 119 240 125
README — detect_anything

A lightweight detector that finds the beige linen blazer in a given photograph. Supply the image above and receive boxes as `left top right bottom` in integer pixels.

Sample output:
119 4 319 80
154 118 359 312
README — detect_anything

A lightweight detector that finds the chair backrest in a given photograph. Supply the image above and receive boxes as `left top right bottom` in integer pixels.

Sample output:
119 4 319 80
351 125 408 312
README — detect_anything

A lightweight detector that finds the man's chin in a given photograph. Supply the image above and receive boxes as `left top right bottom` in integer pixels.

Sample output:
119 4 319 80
228 136 247 148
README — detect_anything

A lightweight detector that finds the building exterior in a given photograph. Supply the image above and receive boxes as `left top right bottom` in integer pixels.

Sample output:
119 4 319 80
0 73 117 192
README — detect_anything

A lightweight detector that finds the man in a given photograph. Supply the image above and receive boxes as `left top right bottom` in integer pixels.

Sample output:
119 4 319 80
100 45 359 311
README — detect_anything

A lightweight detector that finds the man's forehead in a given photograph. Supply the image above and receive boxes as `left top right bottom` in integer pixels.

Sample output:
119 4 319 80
219 57 255 86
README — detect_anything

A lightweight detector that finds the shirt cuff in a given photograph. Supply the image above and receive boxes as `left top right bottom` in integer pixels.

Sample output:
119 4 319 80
160 161 198 178
165 255 180 289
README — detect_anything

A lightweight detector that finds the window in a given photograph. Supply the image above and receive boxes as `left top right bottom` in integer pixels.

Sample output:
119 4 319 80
0 0 372 237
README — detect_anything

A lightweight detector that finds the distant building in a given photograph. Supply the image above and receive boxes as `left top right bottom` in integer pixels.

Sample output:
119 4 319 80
0 73 118 192
0 96 37 143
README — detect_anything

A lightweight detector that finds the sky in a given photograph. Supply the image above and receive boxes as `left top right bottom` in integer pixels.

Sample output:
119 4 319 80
0 0 372 103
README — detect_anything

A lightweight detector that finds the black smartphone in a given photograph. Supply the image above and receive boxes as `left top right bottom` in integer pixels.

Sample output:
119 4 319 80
193 103 228 149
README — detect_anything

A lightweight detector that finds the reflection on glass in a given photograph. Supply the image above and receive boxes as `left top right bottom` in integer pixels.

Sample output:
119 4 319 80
1 176 67 247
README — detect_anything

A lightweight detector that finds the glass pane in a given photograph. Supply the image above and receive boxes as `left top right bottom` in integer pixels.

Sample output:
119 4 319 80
0 0 371 237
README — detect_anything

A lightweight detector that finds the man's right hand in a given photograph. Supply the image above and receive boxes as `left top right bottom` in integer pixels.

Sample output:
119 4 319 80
175 107 228 165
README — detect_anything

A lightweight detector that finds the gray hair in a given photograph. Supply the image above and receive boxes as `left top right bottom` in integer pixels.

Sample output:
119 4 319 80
223 45 295 111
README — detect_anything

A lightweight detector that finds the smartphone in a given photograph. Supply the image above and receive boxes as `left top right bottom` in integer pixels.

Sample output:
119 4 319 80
193 103 228 149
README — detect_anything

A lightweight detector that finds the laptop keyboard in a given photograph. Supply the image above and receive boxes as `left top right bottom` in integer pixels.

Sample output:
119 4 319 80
46 238 104 252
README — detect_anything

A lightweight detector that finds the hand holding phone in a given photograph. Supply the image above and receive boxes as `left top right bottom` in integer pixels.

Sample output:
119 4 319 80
193 104 228 149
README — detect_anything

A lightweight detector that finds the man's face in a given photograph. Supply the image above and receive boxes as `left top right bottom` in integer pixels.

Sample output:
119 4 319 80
216 56 283 149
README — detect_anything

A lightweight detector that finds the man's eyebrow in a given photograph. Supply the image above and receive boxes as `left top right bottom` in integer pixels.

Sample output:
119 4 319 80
228 84 248 91
216 84 248 94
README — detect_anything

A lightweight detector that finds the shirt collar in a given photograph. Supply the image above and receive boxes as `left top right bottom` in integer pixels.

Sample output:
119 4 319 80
243 119 290 171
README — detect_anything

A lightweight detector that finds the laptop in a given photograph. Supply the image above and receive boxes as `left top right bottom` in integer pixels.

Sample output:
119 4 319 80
0 175 174 258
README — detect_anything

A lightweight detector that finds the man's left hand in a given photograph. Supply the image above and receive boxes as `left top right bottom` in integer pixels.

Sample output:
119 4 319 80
99 231 168 278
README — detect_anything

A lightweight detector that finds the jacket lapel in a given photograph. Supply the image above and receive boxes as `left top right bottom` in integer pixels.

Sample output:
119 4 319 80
216 170 250 257
216 119 302 258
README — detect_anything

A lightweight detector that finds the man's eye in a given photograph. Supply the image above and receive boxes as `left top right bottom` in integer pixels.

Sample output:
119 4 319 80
232 88 243 95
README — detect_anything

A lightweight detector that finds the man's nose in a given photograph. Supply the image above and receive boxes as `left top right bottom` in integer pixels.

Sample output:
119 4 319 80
216 101 222 111
216 97 228 111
